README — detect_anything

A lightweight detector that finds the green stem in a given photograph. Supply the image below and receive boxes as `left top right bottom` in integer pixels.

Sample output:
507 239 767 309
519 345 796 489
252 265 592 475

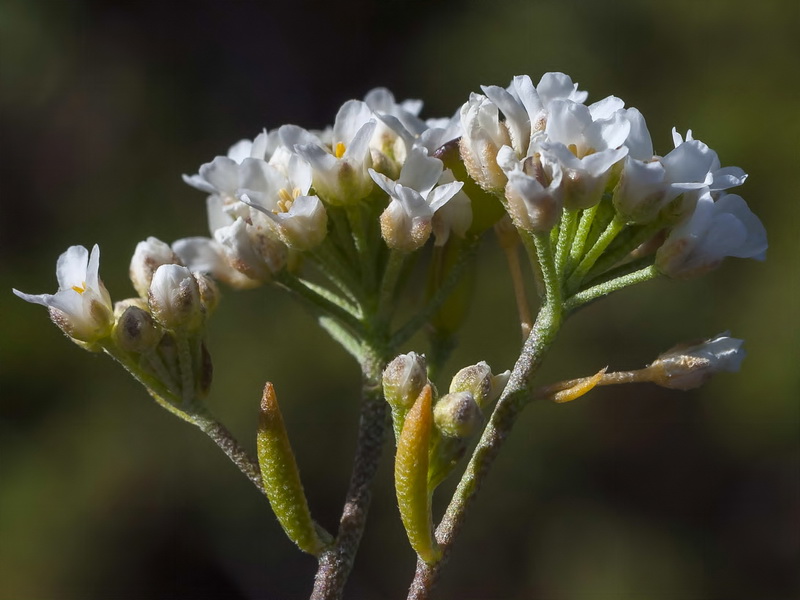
566 215 625 292
569 204 600 268
406 299 563 599
378 249 407 324
347 204 377 297
310 349 390 600
555 208 578 278
564 265 660 312
390 237 480 348
276 273 364 336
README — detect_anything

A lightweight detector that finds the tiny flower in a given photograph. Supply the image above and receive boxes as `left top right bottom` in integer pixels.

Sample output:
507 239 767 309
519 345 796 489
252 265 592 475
238 154 328 251
539 98 630 209
148 264 204 331
370 147 464 251
497 145 563 233
287 100 377 205
655 191 767 279
172 236 262 290
129 237 182 298
14 244 113 345
647 333 747 390
459 93 511 192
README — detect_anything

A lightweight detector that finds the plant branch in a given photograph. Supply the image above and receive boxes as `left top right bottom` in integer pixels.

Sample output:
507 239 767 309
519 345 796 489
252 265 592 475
310 350 389 600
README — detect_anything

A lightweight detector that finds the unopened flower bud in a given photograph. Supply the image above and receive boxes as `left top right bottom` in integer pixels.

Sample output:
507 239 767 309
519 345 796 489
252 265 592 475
449 361 510 410
459 94 510 193
433 391 482 438
130 237 182 298
148 264 204 331
647 333 746 390
383 352 429 412
113 297 149 318
114 305 161 353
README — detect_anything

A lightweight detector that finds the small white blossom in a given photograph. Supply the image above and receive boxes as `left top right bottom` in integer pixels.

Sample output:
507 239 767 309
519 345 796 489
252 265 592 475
148 264 203 331
129 237 181 298
656 191 767 279
538 98 630 209
238 154 328 251
14 245 113 344
172 237 261 290
648 333 747 390
287 100 377 205
370 147 464 251
497 146 563 233
459 93 511 192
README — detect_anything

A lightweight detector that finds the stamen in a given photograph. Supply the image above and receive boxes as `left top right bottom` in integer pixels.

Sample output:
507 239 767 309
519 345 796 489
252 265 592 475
334 142 346 159
71 282 87 294
276 188 295 213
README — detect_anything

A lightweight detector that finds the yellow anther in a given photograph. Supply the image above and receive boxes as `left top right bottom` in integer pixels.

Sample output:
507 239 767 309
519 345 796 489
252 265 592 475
276 188 302 213
71 283 87 294
334 142 346 159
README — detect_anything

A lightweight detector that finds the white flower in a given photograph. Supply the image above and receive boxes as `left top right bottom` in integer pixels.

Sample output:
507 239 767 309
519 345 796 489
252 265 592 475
14 244 113 344
370 147 464 251
172 237 261 290
648 333 746 390
671 129 748 196
614 114 713 224
538 98 630 209
458 93 511 192
497 145 563 232
238 154 328 250
129 237 181 298
656 191 767 279
148 264 203 331
287 100 377 205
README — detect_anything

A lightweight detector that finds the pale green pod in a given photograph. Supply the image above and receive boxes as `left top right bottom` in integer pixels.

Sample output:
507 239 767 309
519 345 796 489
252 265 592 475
257 383 324 556
394 385 441 564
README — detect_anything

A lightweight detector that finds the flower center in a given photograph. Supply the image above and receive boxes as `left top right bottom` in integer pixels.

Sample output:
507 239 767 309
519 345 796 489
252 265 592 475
334 142 346 159
276 188 302 213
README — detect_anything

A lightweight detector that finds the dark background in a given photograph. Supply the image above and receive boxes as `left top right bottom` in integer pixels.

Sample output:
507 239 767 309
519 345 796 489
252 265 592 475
1 0 798 598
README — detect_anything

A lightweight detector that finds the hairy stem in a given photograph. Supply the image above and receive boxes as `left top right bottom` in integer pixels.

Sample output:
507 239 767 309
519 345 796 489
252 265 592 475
310 351 389 600
406 300 562 599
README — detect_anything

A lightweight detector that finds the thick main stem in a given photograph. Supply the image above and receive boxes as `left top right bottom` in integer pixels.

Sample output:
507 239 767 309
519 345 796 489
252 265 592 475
407 300 562 599
310 352 389 600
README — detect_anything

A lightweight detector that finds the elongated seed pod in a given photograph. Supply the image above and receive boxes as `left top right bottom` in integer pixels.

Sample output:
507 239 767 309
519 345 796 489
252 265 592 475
394 384 441 564
257 383 323 555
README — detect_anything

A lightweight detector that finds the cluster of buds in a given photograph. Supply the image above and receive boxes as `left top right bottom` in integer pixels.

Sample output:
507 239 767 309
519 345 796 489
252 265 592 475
15 239 218 412
383 353 509 562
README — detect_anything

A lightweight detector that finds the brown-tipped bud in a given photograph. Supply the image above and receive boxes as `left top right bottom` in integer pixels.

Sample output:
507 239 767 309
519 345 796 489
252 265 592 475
433 391 482 438
114 305 161 353
257 383 325 555
383 352 429 412
449 361 510 410
148 264 204 331
646 333 746 390
130 237 182 299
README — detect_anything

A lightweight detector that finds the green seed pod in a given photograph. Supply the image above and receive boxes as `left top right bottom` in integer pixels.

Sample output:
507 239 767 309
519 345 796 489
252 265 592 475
394 385 441 564
257 383 324 556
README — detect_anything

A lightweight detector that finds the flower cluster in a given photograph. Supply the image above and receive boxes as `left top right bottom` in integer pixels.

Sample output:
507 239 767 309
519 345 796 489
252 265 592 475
177 88 473 287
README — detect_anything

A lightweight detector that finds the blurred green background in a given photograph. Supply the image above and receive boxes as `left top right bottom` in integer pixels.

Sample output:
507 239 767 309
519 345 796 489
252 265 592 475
1 0 798 598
